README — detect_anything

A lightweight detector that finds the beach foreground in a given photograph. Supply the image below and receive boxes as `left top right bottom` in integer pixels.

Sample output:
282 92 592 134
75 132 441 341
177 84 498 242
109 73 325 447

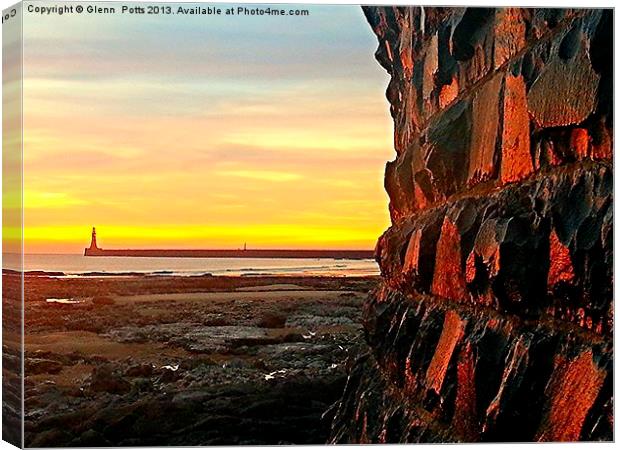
23 273 378 446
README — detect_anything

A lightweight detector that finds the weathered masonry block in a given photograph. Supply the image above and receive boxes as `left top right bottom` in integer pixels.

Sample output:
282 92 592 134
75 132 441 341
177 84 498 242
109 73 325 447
330 7 613 443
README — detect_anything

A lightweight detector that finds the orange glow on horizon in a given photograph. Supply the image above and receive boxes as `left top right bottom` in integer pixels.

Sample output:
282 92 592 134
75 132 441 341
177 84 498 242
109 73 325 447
22 222 383 254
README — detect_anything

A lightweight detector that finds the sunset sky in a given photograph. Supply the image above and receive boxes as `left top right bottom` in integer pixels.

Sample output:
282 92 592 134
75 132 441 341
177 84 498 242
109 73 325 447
21 3 392 253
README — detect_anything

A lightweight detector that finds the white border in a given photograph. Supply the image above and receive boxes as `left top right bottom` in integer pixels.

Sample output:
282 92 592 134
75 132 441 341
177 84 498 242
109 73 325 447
0 1 616 449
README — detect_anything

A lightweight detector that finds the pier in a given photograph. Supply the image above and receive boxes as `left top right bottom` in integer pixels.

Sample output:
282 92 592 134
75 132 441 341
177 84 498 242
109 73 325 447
83 228 374 259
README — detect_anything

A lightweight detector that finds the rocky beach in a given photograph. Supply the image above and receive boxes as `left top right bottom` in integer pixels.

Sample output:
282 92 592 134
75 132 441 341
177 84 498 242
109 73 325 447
22 273 378 446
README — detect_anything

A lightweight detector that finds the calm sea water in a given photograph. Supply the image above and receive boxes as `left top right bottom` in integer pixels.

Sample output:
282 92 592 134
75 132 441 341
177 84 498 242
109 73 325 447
6 253 379 277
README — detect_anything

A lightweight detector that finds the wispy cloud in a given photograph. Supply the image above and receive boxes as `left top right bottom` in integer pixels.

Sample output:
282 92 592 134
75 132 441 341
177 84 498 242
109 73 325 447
217 170 303 182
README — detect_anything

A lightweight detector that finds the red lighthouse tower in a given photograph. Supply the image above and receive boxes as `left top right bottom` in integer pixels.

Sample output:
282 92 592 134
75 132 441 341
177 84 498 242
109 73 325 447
84 227 101 255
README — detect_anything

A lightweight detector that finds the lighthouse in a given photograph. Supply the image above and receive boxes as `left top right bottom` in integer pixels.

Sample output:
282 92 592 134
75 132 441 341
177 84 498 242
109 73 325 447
84 227 101 255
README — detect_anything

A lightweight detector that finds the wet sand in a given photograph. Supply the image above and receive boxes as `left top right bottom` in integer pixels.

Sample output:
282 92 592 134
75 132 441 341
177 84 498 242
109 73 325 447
23 274 378 446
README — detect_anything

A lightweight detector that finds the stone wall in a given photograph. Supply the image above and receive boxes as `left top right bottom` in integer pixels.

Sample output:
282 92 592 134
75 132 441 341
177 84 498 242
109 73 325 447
330 7 613 442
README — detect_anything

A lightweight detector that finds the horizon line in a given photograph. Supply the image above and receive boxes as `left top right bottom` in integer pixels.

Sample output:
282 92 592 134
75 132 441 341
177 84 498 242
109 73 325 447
10 248 376 256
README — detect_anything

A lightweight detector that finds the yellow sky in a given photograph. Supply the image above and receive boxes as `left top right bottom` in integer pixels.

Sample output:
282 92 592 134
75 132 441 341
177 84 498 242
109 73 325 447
18 4 393 253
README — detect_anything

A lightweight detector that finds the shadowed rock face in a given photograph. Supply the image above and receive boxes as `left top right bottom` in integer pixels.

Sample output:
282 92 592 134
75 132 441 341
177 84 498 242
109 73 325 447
330 7 613 443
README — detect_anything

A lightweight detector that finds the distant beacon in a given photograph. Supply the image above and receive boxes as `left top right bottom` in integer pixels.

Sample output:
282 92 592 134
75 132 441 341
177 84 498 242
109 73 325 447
84 227 101 255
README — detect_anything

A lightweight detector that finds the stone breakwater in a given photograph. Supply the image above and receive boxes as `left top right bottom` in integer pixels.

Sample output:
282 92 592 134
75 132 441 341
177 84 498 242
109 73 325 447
83 248 374 259
330 7 613 443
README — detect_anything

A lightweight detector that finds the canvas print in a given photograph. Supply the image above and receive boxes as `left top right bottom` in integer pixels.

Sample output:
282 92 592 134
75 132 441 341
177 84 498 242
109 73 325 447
2 2 614 447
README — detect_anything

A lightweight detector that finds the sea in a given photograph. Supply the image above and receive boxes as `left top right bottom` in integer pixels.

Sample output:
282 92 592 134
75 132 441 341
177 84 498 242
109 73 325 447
5 253 380 277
